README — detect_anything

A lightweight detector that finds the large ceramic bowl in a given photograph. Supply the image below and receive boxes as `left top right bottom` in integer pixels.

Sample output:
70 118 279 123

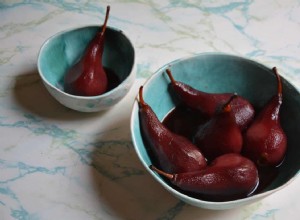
130 53 300 210
38 25 135 112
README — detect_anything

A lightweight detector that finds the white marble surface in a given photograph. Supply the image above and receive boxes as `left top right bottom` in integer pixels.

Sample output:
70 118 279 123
1 1 300 219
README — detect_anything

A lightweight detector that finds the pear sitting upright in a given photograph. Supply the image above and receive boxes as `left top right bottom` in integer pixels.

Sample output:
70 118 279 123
64 6 110 96
242 67 287 167
138 86 207 173
194 95 243 161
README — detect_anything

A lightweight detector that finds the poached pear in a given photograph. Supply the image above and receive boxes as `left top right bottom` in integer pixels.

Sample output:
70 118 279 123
166 68 254 131
150 153 259 201
194 94 243 161
64 6 110 96
242 67 287 167
138 86 207 173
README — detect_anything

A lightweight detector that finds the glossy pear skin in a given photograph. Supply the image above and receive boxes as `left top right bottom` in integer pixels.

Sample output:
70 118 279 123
64 6 110 96
166 69 254 130
243 67 287 166
138 86 207 173
150 153 259 201
194 95 243 161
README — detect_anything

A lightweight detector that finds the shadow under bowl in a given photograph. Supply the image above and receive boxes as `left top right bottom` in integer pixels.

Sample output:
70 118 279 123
130 53 300 210
38 25 135 112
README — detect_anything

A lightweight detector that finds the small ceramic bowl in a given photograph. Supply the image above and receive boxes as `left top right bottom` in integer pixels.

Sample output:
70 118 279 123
130 53 300 210
38 25 135 112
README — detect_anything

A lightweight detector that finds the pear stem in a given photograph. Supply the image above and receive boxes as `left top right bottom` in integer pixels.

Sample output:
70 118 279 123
149 165 174 180
138 86 146 107
222 93 238 112
166 69 176 85
272 67 282 97
101 5 110 37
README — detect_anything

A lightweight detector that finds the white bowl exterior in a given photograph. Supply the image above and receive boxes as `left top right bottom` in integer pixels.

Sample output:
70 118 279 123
130 52 300 210
37 25 136 112
42 66 135 112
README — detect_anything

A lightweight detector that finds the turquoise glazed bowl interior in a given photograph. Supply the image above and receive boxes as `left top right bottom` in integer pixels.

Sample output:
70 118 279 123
38 25 135 112
130 53 300 210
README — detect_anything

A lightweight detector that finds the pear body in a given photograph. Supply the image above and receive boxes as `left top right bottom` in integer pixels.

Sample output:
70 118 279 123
173 154 258 200
166 70 254 130
194 96 243 161
243 96 287 166
243 67 287 167
64 35 108 96
64 6 110 96
152 153 258 201
194 109 243 161
139 87 207 173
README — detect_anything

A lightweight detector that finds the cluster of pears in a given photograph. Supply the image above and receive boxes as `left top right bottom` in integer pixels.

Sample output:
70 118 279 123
64 6 118 96
138 67 287 201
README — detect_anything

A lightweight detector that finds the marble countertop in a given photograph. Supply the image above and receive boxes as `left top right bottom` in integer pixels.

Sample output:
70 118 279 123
1 1 300 219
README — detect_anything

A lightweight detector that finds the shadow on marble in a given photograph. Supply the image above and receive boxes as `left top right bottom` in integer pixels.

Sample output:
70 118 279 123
88 130 251 219
89 137 177 219
12 68 107 120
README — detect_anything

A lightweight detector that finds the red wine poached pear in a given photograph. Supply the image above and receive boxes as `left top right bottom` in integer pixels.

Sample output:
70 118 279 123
64 6 111 96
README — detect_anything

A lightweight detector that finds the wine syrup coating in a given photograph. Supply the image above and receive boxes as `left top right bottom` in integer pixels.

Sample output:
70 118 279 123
150 153 259 201
193 95 243 161
138 86 207 173
64 6 110 96
166 69 255 131
242 67 287 167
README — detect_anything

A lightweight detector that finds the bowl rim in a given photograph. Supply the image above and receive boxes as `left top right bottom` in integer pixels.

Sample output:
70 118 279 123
130 52 300 206
37 25 136 100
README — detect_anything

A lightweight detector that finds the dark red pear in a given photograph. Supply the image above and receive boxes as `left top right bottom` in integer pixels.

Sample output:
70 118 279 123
138 86 207 173
64 6 110 96
194 94 243 161
150 153 259 201
166 69 254 130
242 67 287 167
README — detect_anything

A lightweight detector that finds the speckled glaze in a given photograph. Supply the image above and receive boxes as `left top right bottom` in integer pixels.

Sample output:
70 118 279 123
38 25 135 112
131 53 300 210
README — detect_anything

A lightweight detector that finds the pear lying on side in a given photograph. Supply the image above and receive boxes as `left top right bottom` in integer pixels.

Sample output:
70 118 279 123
138 86 207 173
166 69 254 131
150 153 259 201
